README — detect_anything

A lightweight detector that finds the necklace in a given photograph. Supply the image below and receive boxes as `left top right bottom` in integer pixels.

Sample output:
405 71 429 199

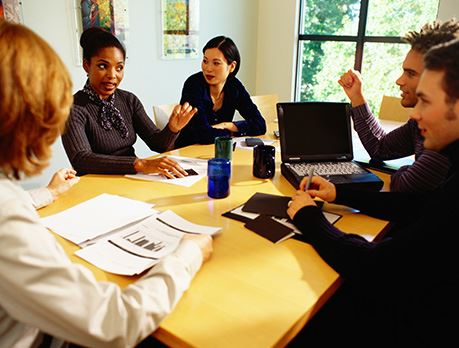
211 90 224 104
211 91 224 111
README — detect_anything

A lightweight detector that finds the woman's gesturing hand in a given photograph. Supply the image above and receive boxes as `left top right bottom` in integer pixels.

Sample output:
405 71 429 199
167 102 198 133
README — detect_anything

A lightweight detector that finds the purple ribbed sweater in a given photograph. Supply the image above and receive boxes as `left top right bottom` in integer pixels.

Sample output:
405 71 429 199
62 89 178 175
350 103 450 192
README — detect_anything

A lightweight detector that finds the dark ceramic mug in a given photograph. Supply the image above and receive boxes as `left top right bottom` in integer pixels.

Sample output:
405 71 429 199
253 145 275 179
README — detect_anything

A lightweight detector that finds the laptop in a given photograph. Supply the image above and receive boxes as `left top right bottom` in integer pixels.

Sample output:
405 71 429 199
277 101 384 191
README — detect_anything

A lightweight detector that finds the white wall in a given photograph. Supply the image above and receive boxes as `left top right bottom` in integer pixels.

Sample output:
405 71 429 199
437 0 459 20
255 0 299 103
19 0 259 188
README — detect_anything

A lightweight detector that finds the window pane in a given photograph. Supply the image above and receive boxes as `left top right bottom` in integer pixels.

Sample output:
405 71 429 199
360 42 410 113
298 41 356 102
366 0 439 36
301 0 361 36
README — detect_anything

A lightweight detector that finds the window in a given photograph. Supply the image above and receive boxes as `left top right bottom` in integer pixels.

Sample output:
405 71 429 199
296 0 440 112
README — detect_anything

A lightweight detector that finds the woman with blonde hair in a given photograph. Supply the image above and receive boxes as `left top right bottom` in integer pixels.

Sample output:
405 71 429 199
0 20 212 347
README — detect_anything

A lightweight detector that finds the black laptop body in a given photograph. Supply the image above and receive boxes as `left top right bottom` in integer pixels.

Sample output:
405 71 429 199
277 101 384 191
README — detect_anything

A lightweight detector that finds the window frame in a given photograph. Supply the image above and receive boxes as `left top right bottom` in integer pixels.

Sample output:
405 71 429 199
295 0 405 101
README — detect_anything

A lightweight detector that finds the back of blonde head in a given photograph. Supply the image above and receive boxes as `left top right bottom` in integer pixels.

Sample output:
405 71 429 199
0 20 72 179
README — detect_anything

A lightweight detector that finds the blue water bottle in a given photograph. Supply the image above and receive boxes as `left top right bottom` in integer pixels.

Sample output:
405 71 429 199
207 158 231 199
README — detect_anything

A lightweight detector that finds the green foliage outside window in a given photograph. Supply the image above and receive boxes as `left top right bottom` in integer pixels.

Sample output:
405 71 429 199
299 0 439 113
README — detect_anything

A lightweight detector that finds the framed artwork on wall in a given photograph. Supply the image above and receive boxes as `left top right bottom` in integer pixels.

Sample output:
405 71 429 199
0 0 23 23
161 0 199 59
73 0 129 64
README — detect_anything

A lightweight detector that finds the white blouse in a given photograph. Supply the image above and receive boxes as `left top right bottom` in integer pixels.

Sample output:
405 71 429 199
0 176 203 347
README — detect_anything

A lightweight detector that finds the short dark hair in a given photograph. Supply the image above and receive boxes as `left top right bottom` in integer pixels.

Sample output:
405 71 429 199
424 38 459 104
80 27 126 62
203 36 241 77
403 19 459 54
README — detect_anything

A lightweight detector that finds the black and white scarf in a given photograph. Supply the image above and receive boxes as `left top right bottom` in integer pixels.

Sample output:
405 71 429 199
82 80 129 138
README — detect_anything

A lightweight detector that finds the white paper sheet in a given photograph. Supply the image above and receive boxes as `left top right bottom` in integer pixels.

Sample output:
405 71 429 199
109 214 184 259
231 205 259 219
41 193 156 245
156 209 221 235
125 155 208 187
75 240 159 276
229 204 341 232
74 210 221 275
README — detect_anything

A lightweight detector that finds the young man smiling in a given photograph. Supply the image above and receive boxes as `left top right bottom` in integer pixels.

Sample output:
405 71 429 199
288 38 459 346
339 19 459 192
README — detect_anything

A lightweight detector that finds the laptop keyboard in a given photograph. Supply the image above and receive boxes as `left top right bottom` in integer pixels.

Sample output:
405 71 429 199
287 162 366 176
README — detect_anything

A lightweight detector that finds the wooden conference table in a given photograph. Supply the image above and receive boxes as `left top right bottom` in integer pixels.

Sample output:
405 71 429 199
39 129 390 348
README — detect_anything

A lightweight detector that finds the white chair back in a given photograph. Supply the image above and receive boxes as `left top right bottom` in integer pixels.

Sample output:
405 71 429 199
153 104 176 130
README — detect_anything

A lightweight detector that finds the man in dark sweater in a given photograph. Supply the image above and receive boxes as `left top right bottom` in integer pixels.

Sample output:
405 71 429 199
288 38 459 346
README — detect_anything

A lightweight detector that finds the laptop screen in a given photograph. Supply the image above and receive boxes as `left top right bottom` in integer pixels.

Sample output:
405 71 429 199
277 102 353 162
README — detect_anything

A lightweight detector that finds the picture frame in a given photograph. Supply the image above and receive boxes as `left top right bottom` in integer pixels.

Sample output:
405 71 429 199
161 0 199 59
0 0 23 23
73 0 129 65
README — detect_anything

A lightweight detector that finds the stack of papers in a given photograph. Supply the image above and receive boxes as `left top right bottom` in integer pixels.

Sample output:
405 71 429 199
41 193 156 245
76 210 221 275
223 192 341 244
42 194 221 275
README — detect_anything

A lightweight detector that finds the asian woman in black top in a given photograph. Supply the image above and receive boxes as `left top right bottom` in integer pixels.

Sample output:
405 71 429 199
175 36 266 148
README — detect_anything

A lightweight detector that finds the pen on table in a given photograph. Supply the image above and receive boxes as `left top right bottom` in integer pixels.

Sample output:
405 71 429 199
304 167 315 191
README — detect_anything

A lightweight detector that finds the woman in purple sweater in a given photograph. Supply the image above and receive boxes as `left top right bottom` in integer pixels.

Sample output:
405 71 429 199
63 27 197 177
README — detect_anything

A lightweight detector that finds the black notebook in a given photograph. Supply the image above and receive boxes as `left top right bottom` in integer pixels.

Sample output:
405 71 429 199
222 192 339 244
